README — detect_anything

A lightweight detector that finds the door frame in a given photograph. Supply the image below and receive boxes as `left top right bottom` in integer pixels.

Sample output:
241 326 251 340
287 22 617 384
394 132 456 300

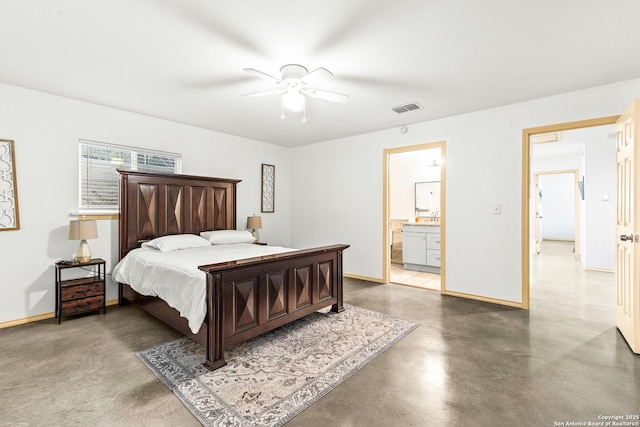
521 116 619 309
533 170 581 258
382 141 446 290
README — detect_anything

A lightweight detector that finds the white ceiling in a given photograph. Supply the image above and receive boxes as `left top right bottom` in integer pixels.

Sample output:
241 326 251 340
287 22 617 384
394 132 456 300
1 0 640 147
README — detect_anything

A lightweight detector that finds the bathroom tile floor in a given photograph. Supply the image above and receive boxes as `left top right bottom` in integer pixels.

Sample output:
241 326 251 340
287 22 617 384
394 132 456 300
390 262 440 290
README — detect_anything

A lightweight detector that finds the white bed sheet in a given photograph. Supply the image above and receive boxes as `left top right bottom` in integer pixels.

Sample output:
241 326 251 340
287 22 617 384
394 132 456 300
112 243 294 334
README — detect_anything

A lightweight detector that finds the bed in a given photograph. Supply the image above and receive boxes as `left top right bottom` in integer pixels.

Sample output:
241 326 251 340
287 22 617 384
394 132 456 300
115 169 349 370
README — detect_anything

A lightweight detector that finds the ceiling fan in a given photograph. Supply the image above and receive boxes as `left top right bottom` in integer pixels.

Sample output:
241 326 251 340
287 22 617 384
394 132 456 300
241 64 349 119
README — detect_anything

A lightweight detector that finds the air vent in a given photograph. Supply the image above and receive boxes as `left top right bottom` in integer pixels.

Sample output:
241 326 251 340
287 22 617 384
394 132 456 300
392 102 422 114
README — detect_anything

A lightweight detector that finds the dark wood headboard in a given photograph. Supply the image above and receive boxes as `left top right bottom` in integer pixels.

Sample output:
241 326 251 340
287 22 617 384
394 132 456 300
117 169 241 259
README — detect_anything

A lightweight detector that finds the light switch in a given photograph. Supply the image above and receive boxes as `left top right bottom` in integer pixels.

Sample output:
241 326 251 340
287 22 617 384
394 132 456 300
601 193 609 201
493 204 502 215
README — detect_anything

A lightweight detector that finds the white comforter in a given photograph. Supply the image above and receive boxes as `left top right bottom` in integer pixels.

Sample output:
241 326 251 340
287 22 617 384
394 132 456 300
112 243 294 334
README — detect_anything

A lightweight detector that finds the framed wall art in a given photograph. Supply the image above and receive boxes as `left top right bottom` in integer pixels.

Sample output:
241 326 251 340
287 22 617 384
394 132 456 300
261 163 275 213
0 139 20 231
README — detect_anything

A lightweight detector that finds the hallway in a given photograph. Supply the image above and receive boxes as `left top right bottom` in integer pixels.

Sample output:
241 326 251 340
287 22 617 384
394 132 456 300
530 239 614 315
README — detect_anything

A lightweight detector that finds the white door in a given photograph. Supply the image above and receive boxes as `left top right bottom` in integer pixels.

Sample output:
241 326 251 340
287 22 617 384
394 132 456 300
615 100 640 353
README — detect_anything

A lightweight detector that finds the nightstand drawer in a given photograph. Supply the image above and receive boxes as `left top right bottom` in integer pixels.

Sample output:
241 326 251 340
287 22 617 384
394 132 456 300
55 258 106 323
61 283 103 301
61 296 104 315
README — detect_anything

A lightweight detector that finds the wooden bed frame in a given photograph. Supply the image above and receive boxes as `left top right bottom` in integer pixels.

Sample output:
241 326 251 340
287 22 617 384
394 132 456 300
117 169 349 370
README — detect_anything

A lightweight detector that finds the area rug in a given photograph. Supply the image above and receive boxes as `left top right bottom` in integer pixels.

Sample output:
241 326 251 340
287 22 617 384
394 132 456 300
137 304 419 427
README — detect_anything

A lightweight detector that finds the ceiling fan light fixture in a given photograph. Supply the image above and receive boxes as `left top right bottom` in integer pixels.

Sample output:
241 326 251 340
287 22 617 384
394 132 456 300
282 91 305 112
242 64 347 120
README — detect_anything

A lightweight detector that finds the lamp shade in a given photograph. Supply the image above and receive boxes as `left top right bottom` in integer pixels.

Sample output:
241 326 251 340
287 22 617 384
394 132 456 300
282 91 305 112
68 219 98 240
247 216 262 230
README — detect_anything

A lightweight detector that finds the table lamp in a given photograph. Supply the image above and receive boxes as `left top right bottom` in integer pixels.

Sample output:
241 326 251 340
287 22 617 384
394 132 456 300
68 219 98 263
247 215 262 240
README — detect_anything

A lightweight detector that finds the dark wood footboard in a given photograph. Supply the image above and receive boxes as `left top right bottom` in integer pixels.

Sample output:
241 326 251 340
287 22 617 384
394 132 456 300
199 244 349 370
116 168 349 371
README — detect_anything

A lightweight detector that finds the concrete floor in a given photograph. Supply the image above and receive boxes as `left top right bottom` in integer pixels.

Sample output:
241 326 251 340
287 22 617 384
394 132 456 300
1 241 638 426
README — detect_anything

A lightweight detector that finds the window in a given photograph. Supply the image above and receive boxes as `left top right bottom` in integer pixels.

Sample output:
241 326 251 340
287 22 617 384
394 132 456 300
79 140 182 212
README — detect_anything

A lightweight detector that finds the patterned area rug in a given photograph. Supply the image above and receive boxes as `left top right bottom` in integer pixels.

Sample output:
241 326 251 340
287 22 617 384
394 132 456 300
137 304 418 427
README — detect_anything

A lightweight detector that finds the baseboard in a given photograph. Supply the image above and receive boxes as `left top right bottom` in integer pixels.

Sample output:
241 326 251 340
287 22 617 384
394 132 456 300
0 299 119 329
442 289 524 309
343 273 386 284
584 267 614 273
345 274 522 308
0 312 55 329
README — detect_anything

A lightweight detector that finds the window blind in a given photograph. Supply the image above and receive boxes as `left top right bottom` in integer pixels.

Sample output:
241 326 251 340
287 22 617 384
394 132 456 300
79 140 182 211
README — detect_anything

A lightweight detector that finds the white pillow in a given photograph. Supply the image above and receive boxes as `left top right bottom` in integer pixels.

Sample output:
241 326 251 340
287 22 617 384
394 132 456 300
200 230 256 245
141 234 211 252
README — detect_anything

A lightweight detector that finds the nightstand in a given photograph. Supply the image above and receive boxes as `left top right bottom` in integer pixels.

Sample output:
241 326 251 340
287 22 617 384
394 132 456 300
55 258 106 324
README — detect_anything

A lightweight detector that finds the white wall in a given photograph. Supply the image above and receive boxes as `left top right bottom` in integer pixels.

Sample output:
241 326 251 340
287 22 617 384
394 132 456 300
290 78 640 304
531 151 583 172
0 83 291 324
583 138 616 270
2 78 637 322
389 149 441 220
539 173 575 240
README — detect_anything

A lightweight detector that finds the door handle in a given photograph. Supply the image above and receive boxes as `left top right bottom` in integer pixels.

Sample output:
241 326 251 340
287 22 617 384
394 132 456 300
620 234 634 241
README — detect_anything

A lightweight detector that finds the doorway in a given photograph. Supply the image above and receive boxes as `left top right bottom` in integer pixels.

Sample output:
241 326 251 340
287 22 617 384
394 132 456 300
383 141 446 291
533 170 580 257
521 116 619 309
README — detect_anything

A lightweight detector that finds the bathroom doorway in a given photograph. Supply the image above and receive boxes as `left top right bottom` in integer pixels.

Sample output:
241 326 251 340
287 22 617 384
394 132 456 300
383 141 446 291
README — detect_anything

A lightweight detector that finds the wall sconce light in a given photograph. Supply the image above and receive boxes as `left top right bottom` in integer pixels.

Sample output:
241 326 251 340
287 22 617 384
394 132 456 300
247 215 262 241
68 219 98 263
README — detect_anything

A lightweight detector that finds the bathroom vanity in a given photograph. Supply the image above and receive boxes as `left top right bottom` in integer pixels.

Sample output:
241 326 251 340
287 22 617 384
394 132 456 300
402 223 441 273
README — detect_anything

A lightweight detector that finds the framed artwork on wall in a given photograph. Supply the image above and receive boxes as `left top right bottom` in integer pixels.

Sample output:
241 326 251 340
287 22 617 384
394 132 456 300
261 163 275 213
0 139 20 231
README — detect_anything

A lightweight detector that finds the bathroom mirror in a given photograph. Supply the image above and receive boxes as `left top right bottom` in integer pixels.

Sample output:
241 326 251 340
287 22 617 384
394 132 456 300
415 181 441 217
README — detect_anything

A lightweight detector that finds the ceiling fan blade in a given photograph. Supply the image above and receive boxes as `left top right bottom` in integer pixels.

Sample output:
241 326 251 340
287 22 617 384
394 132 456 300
301 67 333 85
241 88 286 97
243 68 281 84
302 88 349 103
